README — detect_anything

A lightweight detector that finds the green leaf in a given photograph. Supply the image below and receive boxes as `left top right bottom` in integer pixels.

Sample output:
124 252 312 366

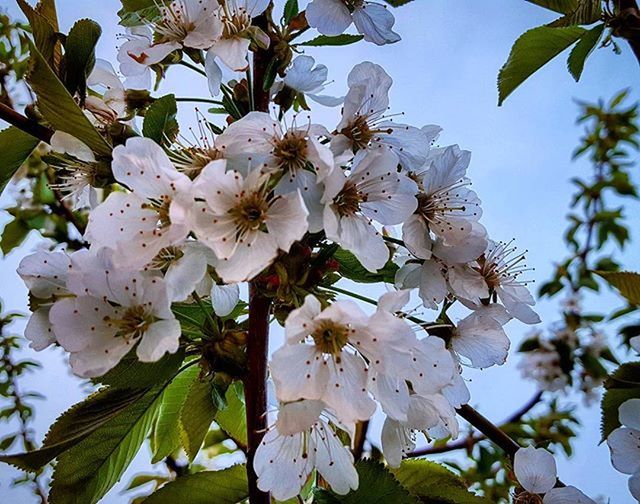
382 0 414 6
214 381 247 448
315 460 417 503
0 126 40 194
142 465 248 504
0 387 147 471
95 349 185 389
151 365 199 463
549 0 602 27
27 39 112 156
595 271 640 305
334 248 398 284
498 25 585 105
179 376 217 461
300 34 364 47
17 0 60 68
525 0 578 13
392 459 492 503
118 0 168 26
283 0 299 24
143 94 179 145
49 385 166 504
601 363 640 441
567 24 604 80
0 219 30 256
63 19 102 100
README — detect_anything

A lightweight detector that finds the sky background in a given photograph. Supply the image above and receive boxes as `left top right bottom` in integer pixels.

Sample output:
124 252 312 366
0 0 639 502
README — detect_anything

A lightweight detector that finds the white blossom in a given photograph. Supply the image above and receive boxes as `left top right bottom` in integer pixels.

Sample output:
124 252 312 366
608 398 640 501
331 62 439 171
191 159 308 283
279 55 343 107
306 0 400 46
254 400 358 500
322 149 417 272
85 137 194 269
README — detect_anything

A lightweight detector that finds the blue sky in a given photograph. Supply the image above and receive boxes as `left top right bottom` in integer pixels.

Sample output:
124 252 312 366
1 0 639 502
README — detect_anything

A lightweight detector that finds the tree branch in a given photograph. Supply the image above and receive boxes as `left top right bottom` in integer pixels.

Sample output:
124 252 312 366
611 0 640 66
0 102 52 143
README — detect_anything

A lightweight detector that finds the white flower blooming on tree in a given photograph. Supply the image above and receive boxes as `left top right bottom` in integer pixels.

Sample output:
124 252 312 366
191 159 309 283
607 398 640 501
322 149 417 272
85 137 194 269
332 62 439 171
306 0 401 46
277 55 344 107
513 446 596 503
254 400 358 501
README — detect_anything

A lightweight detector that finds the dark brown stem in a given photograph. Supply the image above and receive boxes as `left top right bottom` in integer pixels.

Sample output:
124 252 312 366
408 391 543 457
456 404 521 457
0 102 52 143
612 0 640 66
244 284 271 504
243 6 274 504
352 420 369 460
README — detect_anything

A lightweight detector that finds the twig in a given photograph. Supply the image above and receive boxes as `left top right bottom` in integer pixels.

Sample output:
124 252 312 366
177 60 207 78
352 420 369 460
0 102 52 143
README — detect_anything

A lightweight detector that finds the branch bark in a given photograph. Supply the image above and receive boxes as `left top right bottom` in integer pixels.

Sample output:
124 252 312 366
0 102 52 143
612 0 640 66
244 9 274 501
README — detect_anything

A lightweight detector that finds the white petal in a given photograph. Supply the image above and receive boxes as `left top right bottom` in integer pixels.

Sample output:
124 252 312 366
543 486 596 504
165 247 208 302
18 250 71 298
24 307 56 351
276 400 324 435
205 51 223 96
620 398 640 431
352 2 400 45
314 421 359 495
50 131 95 162
513 446 557 494
266 190 308 252
285 294 323 343
211 37 250 71
271 344 329 402
306 0 353 36
629 472 640 501
381 418 412 468
454 308 510 369
136 319 181 362
402 215 433 260
211 283 240 317
418 260 447 309
608 427 640 475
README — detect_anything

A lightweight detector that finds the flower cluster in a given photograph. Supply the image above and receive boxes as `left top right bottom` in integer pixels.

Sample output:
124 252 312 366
607 398 640 501
14 3 548 499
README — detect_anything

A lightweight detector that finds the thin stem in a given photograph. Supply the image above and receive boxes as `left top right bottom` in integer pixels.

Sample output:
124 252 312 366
456 404 521 457
382 235 406 247
175 97 224 105
192 292 217 332
0 102 52 143
352 420 369 460
177 60 207 77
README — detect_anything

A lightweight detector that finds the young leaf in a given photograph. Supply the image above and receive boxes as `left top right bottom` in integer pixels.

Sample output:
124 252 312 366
0 127 40 194
525 0 578 13
300 34 364 47
334 248 398 284
498 25 585 105
26 40 112 156
0 387 147 471
315 460 416 503
48 384 166 504
567 24 604 81
214 381 247 448
95 348 185 389
601 362 640 441
179 376 217 461
595 271 640 305
143 94 179 145
63 19 102 101
283 0 299 24
549 0 602 27
141 465 248 504
391 459 491 503
17 0 60 69
0 219 32 256
151 365 199 463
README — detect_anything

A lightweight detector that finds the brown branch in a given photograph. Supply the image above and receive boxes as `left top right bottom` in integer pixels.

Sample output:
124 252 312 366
611 0 640 66
408 391 543 458
352 420 369 460
0 102 52 143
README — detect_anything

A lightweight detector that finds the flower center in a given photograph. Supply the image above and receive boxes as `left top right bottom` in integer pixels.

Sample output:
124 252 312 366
312 320 350 356
221 7 251 38
230 192 269 234
144 195 173 229
514 491 544 504
156 1 196 43
273 131 309 174
147 245 184 272
105 305 153 341
332 181 364 217
340 115 373 150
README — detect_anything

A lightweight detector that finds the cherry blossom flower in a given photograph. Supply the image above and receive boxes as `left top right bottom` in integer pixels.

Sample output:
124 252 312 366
254 400 358 500
17 250 73 351
216 111 334 231
118 0 220 89
48 132 99 209
277 55 343 107
306 0 400 46
48 252 180 378
85 137 194 269
322 149 417 272
381 393 459 467
87 58 126 119
607 398 640 501
191 159 308 283
331 62 440 171
204 0 270 92
514 446 596 503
